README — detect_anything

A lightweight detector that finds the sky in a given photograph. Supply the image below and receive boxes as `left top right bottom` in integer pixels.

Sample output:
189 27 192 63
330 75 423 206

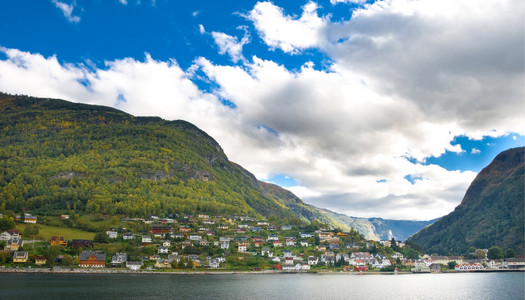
0 0 523 220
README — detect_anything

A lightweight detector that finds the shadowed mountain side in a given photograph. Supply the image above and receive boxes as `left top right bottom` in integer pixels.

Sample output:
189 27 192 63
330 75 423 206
408 147 525 255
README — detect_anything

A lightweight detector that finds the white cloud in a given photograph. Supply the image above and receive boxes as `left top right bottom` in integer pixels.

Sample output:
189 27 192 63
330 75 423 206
199 24 206 34
193 55 482 219
211 28 250 63
325 0 525 138
118 0 128 5
247 1 328 53
471 148 481 154
330 0 367 4
51 0 80 23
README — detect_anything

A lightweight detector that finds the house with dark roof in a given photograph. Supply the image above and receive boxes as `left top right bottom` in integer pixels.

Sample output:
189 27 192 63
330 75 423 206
13 251 28 263
79 251 106 268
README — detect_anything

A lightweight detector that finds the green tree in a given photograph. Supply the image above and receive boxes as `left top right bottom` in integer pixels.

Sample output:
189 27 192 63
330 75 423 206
171 259 178 269
94 232 109 243
474 249 487 259
23 224 39 237
44 246 61 267
390 238 399 251
505 248 516 258
0 215 15 231
178 259 186 268
0 251 9 264
447 261 457 269
487 246 504 259
61 254 74 266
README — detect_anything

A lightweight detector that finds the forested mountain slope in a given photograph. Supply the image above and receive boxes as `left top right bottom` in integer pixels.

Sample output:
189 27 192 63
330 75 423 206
0 93 437 240
0 93 299 220
408 147 525 255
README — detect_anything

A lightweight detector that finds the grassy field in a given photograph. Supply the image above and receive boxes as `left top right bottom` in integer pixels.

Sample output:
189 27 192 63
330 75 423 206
16 223 96 240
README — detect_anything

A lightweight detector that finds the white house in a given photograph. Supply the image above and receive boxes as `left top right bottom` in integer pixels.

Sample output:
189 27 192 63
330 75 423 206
282 265 296 271
267 234 279 241
111 253 127 266
237 243 248 253
455 263 485 271
285 240 296 247
126 261 143 271
219 236 232 242
0 231 13 241
106 231 118 239
142 236 152 243
308 256 319 265
158 246 169 254
208 259 220 269
283 250 294 258
189 235 201 241
284 257 295 265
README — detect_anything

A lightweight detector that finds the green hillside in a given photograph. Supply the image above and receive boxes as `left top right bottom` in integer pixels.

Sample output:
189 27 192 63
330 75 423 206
408 147 525 255
0 93 438 239
0 93 302 220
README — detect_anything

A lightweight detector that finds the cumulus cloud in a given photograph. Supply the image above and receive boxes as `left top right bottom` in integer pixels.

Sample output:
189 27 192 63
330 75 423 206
51 0 80 23
211 28 251 63
326 0 525 137
471 148 481 154
193 55 483 219
118 0 128 5
330 0 367 4
247 1 328 53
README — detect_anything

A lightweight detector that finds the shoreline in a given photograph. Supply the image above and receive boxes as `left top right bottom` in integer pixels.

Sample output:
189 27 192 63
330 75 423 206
0 267 522 276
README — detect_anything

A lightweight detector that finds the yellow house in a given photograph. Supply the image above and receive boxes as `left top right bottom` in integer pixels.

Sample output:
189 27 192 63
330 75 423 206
35 255 47 265
154 259 172 269
23 214 37 224
5 238 22 251
49 236 67 247
13 251 28 263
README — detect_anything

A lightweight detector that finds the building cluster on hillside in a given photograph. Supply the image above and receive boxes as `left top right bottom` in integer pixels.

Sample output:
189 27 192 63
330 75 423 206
1 213 524 272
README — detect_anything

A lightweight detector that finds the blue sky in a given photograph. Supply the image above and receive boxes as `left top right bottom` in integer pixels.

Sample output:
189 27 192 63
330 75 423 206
0 0 523 220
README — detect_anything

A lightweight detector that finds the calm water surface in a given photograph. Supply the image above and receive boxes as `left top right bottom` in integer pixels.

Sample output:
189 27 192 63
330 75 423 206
0 272 523 299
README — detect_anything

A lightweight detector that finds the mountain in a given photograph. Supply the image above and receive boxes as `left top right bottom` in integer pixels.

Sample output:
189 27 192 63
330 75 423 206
367 217 438 241
259 181 436 241
314 210 437 241
0 93 359 230
0 93 436 240
408 147 525 255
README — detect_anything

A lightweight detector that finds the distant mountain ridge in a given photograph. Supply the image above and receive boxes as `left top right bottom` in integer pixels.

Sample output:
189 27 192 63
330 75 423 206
0 93 434 240
408 147 525 255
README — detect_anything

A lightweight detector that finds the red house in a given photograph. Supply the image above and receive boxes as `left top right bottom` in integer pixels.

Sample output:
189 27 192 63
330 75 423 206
354 266 369 272
79 251 106 268
151 226 172 234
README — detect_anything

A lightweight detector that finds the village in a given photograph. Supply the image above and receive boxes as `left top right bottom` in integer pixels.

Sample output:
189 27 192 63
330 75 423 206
1 213 524 273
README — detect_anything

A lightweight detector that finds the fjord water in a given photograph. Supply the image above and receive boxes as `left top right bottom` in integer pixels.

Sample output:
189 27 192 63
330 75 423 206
1 272 523 299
